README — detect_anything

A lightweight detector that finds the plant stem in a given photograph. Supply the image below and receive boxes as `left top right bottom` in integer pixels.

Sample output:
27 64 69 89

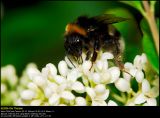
142 1 159 55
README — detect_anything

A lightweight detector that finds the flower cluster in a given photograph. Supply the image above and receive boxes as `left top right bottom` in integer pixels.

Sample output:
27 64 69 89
1 65 18 105
1 52 159 106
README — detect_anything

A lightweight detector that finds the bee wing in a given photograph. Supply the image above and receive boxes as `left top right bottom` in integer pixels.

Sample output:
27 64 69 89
92 14 129 24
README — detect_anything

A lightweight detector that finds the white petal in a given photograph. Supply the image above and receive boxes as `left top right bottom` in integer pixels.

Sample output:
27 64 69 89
75 97 87 106
94 84 106 94
96 60 103 71
65 56 75 68
142 79 151 94
115 78 130 92
61 91 75 100
72 81 85 93
141 53 147 64
101 71 111 84
49 94 60 106
17 99 26 106
58 61 68 77
124 62 134 69
86 87 96 99
21 90 36 100
27 82 38 90
135 70 144 83
129 68 137 77
123 72 131 81
54 75 66 84
42 63 57 78
92 100 107 106
108 67 120 83
134 93 147 104
44 87 53 98
27 67 40 80
108 100 118 106
67 69 80 82
47 82 58 92
101 52 114 60
33 75 47 88
134 55 142 69
95 89 109 101
92 72 101 84
103 61 108 71
82 61 92 74
134 55 146 70
30 100 41 106
146 98 157 106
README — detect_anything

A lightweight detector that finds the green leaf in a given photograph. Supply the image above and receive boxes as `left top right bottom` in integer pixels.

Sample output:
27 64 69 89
140 19 159 74
120 1 144 14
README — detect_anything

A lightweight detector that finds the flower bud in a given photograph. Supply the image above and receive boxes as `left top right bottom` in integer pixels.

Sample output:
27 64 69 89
21 90 36 100
115 78 130 92
75 97 86 106
58 61 68 77
135 70 144 83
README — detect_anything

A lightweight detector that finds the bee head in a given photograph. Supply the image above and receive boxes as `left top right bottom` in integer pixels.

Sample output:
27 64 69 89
64 33 84 59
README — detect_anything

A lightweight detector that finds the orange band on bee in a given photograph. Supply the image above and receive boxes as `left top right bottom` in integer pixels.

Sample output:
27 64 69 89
65 24 87 36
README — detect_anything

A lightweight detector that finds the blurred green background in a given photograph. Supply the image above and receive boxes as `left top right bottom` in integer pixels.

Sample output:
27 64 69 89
1 1 152 76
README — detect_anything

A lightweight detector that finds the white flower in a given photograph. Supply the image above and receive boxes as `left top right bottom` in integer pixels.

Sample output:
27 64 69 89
142 79 151 93
58 61 68 77
54 75 66 84
42 63 57 78
134 79 158 106
115 78 130 92
49 93 60 105
32 75 47 88
134 53 147 70
108 100 118 106
135 70 144 83
61 91 75 100
86 85 109 106
134 93 147 104
75 97 87 106
82 60 92 74
71 81 85 93
2 51 158 106
20 90 36 100
108 67 120 83
92 101 107 106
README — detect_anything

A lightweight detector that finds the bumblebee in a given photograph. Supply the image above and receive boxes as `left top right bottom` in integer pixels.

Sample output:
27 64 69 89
64 14 128 70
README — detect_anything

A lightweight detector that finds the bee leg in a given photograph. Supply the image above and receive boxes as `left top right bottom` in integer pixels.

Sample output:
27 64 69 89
89 50 98 71
89 39 100 70
67 55 76 68
86 50 92 60
115 55 133 77
80 55 83 64
78 56 83 64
